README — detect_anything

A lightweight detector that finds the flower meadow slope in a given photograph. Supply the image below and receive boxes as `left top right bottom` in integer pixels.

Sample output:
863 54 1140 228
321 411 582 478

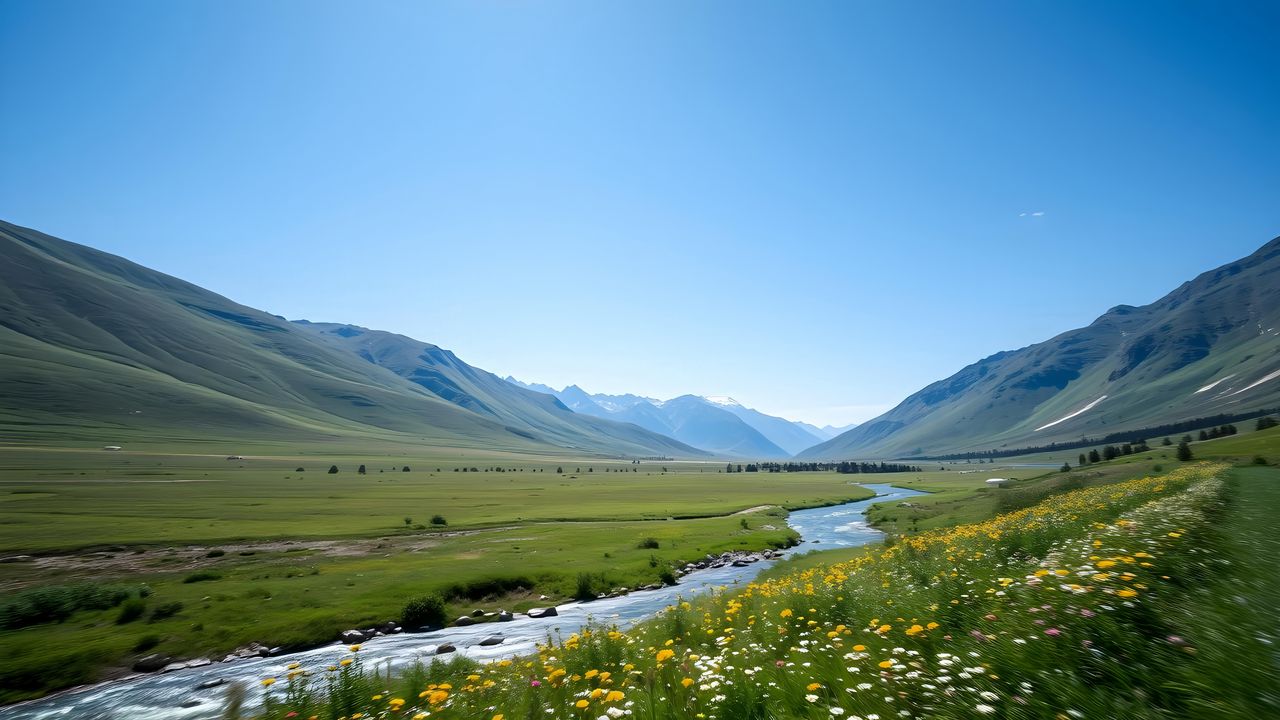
261 463 1239 720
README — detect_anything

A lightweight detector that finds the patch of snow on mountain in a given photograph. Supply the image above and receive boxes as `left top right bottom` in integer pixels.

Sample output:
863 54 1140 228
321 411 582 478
1033 395 1108 432
702 396 741 408
1226 368 1280 397
1195 374 1236 394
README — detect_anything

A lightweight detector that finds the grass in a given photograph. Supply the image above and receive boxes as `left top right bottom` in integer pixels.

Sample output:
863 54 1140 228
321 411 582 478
5 446 991 703
0 447 893 552
251 460 1278 719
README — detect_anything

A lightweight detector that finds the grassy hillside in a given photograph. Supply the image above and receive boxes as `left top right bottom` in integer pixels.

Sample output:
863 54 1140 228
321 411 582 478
803 235 1280 459
0 220 703 458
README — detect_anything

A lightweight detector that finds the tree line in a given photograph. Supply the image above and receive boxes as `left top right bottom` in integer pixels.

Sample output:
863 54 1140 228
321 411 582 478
726 461 921 474
909 408 1278 461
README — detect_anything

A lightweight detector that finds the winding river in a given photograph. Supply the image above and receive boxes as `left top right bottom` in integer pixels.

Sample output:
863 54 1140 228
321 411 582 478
2 482 925 720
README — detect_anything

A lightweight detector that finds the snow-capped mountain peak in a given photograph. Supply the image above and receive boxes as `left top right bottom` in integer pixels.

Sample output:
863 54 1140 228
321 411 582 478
701 395 741 408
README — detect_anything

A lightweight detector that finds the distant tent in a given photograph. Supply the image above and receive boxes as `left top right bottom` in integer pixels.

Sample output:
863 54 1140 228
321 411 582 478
102 445 122 451
985 478 1010 487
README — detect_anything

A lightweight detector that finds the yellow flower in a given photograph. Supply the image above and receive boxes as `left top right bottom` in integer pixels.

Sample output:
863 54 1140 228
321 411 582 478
655 649 675 663
575 700 589 708
1117 588 1139 598
349 644 362 652
779 608 793 618
682 677 694 688
852 644 866 652
340 658 353 666
878 660 894 669
605 690 625 702
260 678 275 687
806 682 822 691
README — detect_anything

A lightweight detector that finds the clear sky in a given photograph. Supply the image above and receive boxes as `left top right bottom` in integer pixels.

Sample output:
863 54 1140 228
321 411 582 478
2 1 1278 427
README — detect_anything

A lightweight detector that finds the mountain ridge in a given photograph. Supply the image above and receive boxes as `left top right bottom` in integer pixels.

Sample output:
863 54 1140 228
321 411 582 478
0 219 706 458
800 235 1280 460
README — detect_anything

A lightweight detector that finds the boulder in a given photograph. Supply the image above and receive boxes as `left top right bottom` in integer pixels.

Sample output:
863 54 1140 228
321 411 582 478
187 658 212 668
435 643 456 655
180 699 202 708
196 678 225 690
497 610 514 622
161 662 189 673
133 654 173 673
340 630 367 644
454 616 476 627
477 635 504 647
526 606 558 619
470 608 486 617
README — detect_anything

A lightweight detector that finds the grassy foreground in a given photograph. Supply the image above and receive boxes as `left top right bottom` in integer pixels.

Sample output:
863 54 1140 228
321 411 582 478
253 461 1278 719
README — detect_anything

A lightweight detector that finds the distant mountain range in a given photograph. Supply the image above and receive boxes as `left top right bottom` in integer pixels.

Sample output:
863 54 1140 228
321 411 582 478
801 235 1280 460
0 220 704 458
504 380 840 457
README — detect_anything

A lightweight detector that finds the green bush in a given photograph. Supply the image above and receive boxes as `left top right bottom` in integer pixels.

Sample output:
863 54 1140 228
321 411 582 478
116 597 146 624
401 594 447 629
132 634 161 652
574 572 604 600
149 601 183 622
430 514 447 526
0 583 135 630
181 570 222 583
637 537 660 549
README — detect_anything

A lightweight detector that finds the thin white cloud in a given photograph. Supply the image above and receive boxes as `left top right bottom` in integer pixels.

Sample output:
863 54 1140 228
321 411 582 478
1019 210 1045 217
1031 211 1045 216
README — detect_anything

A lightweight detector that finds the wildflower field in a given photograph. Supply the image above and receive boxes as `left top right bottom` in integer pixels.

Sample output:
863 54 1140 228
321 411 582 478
257 461 1278 719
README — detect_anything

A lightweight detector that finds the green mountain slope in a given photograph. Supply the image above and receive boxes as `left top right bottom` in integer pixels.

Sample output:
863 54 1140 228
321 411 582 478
0 220 704 457
801 235 1280 459
294 322 705 457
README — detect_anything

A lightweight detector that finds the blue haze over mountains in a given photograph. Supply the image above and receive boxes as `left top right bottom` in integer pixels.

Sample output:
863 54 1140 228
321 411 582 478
504 379 853 458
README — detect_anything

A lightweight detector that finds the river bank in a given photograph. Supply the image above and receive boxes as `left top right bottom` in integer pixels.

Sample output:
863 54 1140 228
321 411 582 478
0 484 923 719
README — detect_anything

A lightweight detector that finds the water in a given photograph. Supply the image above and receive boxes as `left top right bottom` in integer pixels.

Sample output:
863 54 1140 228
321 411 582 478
2 483 925 719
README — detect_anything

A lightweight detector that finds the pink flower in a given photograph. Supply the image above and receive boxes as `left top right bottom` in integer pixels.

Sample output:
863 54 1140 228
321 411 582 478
776 660 785 667
530 679 541 687
1044 628 1061 637
984 614 998 621
1080 608 1096 618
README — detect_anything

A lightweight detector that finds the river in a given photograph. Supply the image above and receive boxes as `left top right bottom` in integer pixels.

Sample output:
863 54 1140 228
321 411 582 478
2 482 925 720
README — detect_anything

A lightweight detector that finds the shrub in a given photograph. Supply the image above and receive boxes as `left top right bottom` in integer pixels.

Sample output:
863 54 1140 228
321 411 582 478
327 465 339 474
182 571 222 584
132 634 161 652
657 567 677 585
116 597 146 625
1254 455 1269 465
205 549 225 558
637 537 660 550
430 515 447 526
574 572 604 600
149 601 183 622
401 594 447 629
0 583 135 630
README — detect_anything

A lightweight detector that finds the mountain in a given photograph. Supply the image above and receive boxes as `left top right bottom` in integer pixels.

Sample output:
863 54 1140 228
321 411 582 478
817 423 859 439
504 381 812 457
0 219 705 458
700 396 827 455
801 236 1280 460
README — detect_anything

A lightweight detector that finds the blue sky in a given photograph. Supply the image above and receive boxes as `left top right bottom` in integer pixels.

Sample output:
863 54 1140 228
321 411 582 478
2 1 1278 426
